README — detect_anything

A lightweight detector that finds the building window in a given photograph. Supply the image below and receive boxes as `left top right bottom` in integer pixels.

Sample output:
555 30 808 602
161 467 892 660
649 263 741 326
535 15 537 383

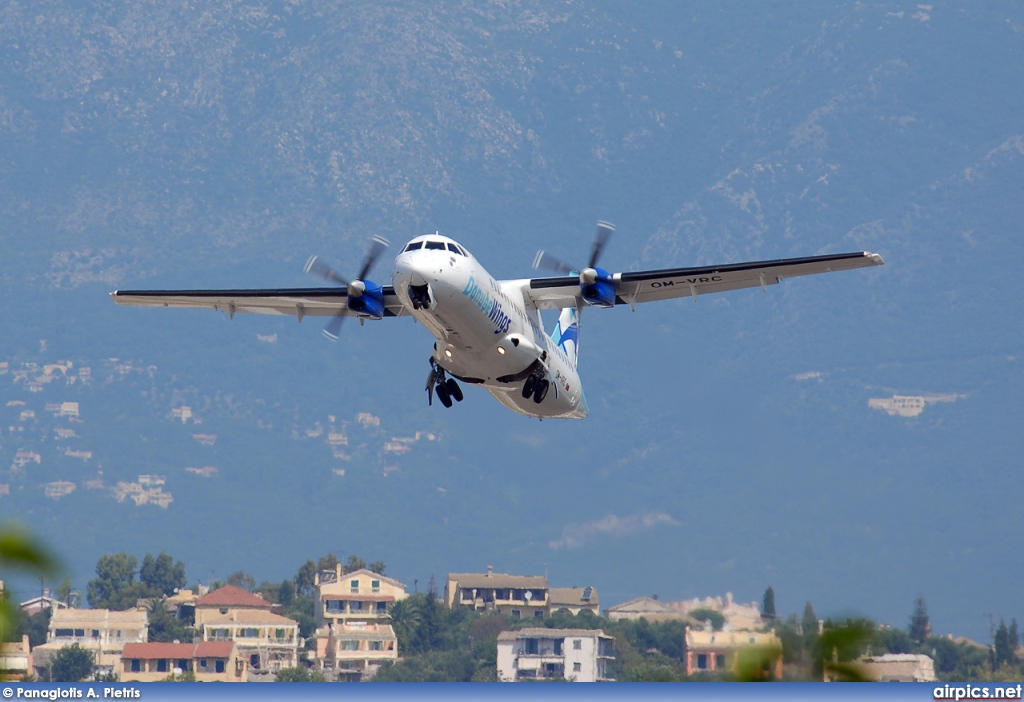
130 659 141 673
371 580 381 592
242 627 259 638
199 659 208 669
369 640 383 651
696 654 708 670
573 662 582 672
341 640 360 651
511 609 521 618
157 659 168 673
350 601 363 611
376 602 388 614
350 579 359 593
534 610 544 619
715 654 726 669
275 628 288 642
91 629 100 639
55 629 73 638
573 640 582 650
210 628 230 640
326 600 343 613
177 659 190 671
215 660 225 674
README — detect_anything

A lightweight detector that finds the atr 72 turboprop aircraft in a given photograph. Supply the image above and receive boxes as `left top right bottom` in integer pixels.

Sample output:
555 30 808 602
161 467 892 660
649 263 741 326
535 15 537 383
111 223 884 419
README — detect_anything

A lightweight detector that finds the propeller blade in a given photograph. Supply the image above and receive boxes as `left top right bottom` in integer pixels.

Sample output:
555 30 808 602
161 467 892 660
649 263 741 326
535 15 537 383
322 313 345 341
304 255 349 287
357 236 390 282
588 221 615 269
532 250 577 274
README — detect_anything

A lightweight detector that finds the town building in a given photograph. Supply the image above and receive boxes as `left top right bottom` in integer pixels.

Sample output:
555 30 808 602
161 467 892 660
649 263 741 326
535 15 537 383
313 622 399 681
547 587 600 616
682 628 783 679
854 653 937 682
606 592 763 630
19 589 68 617
605 596 680 622
195 585 299 673
31 608 148 678
120 641 245 682
496 628 614 682
0 636 32 682
446 567 549 619
315 566 407 628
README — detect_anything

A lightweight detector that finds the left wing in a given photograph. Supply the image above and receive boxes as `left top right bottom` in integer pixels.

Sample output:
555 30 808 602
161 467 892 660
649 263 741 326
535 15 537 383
110 286 411 319
523 251 884 310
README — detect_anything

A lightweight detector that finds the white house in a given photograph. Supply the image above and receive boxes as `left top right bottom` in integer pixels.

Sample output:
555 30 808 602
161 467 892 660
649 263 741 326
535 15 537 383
496 628 614 682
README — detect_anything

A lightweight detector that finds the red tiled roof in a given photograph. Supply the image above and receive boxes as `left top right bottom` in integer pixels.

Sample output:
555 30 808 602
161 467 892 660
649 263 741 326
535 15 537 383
195 585 273 609
122 642 234 660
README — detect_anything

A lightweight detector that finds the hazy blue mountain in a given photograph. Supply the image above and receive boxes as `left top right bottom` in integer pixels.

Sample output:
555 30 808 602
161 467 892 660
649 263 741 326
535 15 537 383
2 2 1023 643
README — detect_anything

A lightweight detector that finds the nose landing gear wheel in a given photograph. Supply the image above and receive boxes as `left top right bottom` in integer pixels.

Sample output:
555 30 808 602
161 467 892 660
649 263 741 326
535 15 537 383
435 382 453 408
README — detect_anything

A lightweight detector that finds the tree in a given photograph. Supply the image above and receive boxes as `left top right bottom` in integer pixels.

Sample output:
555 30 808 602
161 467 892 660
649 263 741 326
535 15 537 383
1010 619 1020 653
801 602 819 648
87 552 151 610
274 666 325 682
294 560 318 598
388 598 423 653
147 600 193 643
762 586 776 622
908 596 931 646
690 608 724 632
226 571 256 592
55 575 73 605
139 552 186 596
51 643 95 682
344 555 367 573
994 619 1017 669
369 561 387 575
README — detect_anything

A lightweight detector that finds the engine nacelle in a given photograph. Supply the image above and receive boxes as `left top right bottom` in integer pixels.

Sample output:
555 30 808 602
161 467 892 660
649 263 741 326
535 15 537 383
580 266 616 308
347 280 386 319
495 334 546 373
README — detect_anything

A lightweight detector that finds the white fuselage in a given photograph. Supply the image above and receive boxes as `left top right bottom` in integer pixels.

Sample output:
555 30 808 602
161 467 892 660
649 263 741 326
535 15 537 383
391 234 587 419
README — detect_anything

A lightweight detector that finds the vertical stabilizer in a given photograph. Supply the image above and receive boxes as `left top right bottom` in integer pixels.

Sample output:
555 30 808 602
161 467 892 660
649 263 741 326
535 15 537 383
550 307 580 367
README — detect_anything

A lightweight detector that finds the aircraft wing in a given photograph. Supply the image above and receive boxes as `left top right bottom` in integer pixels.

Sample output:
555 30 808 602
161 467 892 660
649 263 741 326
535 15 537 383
524 251 884 310
109 286 411 319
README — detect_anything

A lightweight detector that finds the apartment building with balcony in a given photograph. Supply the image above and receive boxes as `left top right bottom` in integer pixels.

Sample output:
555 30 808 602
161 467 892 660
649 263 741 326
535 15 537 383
315 566 408 628
496 628 614 682
313 622 399 681
445 566 549 619
199 609 300 672
32 608 148 678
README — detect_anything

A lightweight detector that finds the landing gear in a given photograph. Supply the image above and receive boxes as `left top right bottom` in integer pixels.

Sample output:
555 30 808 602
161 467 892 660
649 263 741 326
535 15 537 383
408 284 431 310
521 372 549 404
426 358 463 409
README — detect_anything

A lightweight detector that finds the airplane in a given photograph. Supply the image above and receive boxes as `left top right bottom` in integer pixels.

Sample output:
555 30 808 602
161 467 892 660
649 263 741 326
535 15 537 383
110 223 884 420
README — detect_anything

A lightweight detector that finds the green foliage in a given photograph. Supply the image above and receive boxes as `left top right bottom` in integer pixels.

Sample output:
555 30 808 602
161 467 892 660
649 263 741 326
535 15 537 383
909 596 931 645
139 552 186 596
226 570 256 592
274 666 325 682
873 626 913 654
690 608 725 632
801 602 819 651
994 619 1018 669
87 552 146 610
0 522 58 641
813 618 875 681
147 600 194 643
161 671 196 682
762 586 776 621
51 643 95 682
19 609 52 648
372 650 477 682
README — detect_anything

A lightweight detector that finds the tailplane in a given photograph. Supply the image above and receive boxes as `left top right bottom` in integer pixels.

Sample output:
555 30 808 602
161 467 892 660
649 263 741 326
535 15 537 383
550 307 580 367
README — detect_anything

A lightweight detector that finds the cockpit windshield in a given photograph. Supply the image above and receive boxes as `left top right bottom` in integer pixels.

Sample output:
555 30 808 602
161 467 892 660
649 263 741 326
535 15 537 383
403 241 423 252
424 241 446 251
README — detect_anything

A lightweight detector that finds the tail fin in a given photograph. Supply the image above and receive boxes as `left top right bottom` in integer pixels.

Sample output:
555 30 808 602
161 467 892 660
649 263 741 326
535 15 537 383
550 307 580 367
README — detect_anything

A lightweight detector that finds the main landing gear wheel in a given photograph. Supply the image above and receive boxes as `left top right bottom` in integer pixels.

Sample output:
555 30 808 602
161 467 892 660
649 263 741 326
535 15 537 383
445 378 464 403
532 379 549 404
522 376 536 399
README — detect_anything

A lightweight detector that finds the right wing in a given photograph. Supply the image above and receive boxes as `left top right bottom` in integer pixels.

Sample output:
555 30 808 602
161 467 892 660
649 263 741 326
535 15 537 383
524 251 884 310
109 286 411 319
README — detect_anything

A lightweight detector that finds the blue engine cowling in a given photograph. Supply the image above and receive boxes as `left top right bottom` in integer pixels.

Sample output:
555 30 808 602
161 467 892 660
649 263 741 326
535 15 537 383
348 280 386 319
581 267 616 308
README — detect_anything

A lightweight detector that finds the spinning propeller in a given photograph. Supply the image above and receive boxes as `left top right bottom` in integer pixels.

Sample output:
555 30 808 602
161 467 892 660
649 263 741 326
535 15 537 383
304 236 390 339
533 221 617 307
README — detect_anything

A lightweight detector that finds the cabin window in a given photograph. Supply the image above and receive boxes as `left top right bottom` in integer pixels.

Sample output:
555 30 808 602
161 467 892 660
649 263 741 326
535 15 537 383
425 241 446 250
404 241 423 251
